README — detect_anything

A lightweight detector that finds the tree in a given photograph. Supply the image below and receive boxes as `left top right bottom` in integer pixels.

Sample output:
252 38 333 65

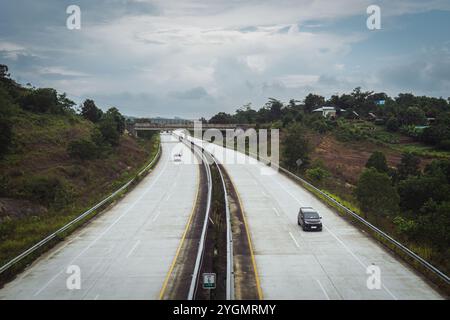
57 93 76 113
265 98 283 122
417 200 450 250
421 114 450 147
400 106 427 125
209 112 233 124
350 87 374 115
398 175 449 211
365 151 388 173
98 115 120 146
282 123 310 169
397 152 421 181
424 159 450 183
304 94 325 113
20 88 59 113
356 168 399 218
0 64 10 79
105 107 126 134
386 117 400 132
0 116 12 158
81 99 103 123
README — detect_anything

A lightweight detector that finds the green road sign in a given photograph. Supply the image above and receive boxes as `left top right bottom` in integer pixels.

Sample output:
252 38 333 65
202 273 216 289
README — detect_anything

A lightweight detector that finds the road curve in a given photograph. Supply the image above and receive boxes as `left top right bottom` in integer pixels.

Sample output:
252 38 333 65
188 136 443 300
0 133 199 300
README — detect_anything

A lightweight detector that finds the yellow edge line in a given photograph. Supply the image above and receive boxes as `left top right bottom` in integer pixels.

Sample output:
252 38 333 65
158 159 200 300
228 175 264 300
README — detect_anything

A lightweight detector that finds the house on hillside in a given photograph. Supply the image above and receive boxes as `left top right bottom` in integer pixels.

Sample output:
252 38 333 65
312 106 345 118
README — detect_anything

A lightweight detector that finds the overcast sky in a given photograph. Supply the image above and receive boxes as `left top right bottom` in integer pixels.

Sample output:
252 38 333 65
1 0 450 118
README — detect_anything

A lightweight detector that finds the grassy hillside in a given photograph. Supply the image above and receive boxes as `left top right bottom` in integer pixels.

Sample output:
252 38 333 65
0 72 159 271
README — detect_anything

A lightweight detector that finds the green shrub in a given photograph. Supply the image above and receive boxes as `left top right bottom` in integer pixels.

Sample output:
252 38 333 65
393 216 417 235
137 130 156 140
0 116 12 158
386 117 400 132
311 118 332 133
438 139 450 151
98 116 120 146
67 139 99 160
365 151 388 173
20 88 58 113
24 175 73 209
335 126 366 141
355 168 399 218
282 123 310 169
306 167 330 182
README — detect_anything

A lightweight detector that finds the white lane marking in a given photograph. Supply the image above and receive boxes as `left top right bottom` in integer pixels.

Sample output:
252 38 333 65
272 207 280 217
89 260 102 274
381 282 397 300
275 177 398 300
262 190 268 197
34 153 171 296
94 294 99 300
316 279 330 300
324 226 366 267
324 226 397 300
288 232 300 248
34 272 62 296
152 210 161 222
126 240 141 258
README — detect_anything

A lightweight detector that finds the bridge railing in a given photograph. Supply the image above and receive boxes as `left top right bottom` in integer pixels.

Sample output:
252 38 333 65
133 123 253 130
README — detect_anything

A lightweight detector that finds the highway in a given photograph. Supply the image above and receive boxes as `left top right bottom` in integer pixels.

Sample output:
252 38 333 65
187 135 443 300
0 133 199 300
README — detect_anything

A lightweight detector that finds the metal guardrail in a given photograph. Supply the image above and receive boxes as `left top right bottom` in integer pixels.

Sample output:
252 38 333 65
181 137 213 300
0 143 162 275
194 135 450 286
177 132 234 300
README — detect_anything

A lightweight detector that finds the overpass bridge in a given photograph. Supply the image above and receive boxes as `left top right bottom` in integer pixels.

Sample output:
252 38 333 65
129 122 255 137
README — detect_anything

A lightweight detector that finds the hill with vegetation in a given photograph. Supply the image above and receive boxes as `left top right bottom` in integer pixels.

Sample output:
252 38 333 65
208 89 450 276
0 65 159 270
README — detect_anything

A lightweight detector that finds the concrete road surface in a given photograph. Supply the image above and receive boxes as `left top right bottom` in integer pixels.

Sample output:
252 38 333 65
188 135 443 300
0 133 199 300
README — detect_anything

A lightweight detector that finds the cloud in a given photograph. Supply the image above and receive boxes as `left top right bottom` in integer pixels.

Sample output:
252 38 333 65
169 86 210 100
1 1 450 118
275 74 320 88
379 45 450 95
0 41 27 60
